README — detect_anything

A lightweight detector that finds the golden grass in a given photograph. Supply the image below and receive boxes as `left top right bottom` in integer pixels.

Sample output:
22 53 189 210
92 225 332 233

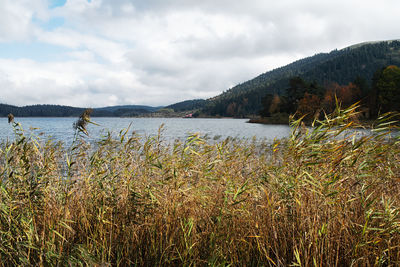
0 105 399 266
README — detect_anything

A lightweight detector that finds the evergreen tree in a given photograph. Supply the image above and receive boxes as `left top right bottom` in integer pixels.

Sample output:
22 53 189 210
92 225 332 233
376 65 400 112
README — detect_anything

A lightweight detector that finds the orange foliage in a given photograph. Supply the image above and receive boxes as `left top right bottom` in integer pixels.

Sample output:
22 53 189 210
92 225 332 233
322 82 361 113
337 83 360 107
296 93 321 120
269 94 281 114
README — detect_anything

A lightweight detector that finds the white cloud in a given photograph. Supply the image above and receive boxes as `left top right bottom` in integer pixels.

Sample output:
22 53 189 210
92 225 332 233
0 0 400 107
67 50 96 61
0 58 143 107
36 28 129 64
0 0 47 41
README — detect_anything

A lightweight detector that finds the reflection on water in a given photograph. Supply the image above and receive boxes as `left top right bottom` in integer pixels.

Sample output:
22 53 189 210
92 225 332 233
0 117 291 145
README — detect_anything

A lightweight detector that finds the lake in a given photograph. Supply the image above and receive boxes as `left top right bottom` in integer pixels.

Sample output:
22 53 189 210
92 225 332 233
0 117 291 145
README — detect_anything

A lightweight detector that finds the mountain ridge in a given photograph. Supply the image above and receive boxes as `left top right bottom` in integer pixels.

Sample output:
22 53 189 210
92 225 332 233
200 39 400 117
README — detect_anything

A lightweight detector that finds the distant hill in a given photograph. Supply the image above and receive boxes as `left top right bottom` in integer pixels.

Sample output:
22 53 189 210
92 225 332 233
95 105 162 113
201 40 400 117
93 105 162 117
0 104 161 117
0 104 85 117
166 99 206 112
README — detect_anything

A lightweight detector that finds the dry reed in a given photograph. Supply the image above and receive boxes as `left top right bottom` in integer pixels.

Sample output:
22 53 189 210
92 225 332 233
0 105 399 266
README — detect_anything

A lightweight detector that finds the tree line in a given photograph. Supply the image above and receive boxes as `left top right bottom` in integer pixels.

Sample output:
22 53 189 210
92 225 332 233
259 65 400 122
0 104 154 118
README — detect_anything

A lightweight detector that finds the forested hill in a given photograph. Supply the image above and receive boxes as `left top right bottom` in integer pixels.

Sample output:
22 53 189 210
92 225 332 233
202 40 400 117
166 99 206 112
0 104 160 117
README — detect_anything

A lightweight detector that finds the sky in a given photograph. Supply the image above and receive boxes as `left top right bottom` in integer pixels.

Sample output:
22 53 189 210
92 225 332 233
0 0 399 108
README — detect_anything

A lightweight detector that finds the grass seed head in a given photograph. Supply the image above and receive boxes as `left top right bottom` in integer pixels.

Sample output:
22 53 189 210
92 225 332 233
8 113 14 123
73 108 93 136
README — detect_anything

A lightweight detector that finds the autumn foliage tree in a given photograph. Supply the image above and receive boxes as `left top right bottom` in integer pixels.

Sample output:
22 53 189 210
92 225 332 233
269 94 282 114
296 93 321 120
321 82 361 114
337 83 360 107
322 83 339 114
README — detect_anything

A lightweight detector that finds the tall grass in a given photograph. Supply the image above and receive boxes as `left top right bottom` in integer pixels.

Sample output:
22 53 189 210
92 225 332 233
0 105 399 266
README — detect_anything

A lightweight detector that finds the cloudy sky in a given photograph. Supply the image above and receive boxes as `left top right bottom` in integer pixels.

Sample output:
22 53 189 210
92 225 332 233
0 0 399 107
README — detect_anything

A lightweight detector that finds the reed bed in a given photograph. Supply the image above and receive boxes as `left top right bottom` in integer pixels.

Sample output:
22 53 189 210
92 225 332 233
0 105 399 266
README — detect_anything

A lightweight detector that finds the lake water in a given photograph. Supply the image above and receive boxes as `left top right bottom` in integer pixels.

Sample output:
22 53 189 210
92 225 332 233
0 117 291 145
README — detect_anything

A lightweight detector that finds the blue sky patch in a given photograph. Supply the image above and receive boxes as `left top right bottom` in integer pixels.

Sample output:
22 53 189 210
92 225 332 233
49 0 67 9
0 42 70 62
33 16 65 31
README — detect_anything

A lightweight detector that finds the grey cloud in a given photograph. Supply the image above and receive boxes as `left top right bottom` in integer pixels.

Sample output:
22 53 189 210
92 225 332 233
1 0 400 107
63 0 400 54
126 49 185 77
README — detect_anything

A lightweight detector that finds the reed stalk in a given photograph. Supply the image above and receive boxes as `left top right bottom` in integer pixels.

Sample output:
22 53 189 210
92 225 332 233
0 106 399 266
